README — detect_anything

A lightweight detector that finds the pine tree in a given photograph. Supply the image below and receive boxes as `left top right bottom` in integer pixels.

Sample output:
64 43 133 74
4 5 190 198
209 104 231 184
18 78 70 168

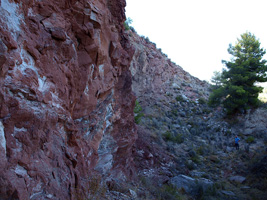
209 32 267 114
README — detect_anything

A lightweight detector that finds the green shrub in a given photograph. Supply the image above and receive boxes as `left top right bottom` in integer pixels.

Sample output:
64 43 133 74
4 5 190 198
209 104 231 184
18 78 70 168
138 175 186 200
145 37 150 43
173 134 184 144
191 108 197 113
224 130 232 136
203 184 218 197
196 146 205 155
214 126 221 132
186 161 195 170
198 97 207 105
202 108 211 113
246 136 255 143
163 131 172 141
176 95 184 102
163 131 184 144
171 109 178 116
130 26 136 33
134 100 144 124
124 18 133 31
160 184 184 200
191 155 201 164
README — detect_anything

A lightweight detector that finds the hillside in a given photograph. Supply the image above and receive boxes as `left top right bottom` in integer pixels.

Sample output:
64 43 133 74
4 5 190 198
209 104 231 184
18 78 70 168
0 1 266 200
126 29 267 200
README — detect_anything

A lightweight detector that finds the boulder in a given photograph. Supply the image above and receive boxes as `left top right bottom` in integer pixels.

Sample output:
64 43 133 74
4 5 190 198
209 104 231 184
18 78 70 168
229 176 246 183
221 190 235 196
241 108 267 136
170 175 196 194
170 175 213 195
198 178 214 191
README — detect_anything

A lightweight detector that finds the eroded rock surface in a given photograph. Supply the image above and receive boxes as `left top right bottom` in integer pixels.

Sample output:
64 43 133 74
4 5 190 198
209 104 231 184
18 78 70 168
0 0 136 199
240 108 267 136
128 32 210 107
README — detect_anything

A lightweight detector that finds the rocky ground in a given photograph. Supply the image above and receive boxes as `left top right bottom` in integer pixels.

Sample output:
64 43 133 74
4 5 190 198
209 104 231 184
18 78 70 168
85 30 267 200
122 30 267 200
132 95 267 200
87 92 267 200
1 1 266 199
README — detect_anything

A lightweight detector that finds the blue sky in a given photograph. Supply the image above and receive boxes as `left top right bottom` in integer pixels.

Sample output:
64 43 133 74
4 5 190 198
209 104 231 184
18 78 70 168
126 0 267 82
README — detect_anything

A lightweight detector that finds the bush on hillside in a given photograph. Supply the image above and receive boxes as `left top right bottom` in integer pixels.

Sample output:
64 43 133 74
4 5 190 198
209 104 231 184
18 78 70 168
246 136 255 143
134 100 144 124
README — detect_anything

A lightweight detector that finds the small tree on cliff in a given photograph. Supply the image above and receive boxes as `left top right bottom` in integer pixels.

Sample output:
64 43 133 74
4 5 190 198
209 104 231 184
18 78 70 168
210 71 224 90
209 32 267 114
124 17 133 30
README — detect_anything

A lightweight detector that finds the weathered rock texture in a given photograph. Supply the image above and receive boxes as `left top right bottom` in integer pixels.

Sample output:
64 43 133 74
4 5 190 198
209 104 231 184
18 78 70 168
128 32 210 108
239 108 267 136
0 0 136 199
128 30 211 147
127 30 215 199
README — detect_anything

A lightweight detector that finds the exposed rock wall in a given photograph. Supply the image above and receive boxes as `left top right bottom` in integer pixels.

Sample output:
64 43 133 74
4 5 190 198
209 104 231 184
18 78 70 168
0 0 136 199
128 32 210 109
127 30 213 193
239 108 267 136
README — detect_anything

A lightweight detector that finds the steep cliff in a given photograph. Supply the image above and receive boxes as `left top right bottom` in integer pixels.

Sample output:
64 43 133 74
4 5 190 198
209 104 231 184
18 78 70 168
128 31 211 141
129 33 210 107
0 0 136 199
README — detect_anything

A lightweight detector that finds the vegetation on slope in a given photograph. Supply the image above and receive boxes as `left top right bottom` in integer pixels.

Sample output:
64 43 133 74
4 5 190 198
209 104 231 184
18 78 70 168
208 32 267 114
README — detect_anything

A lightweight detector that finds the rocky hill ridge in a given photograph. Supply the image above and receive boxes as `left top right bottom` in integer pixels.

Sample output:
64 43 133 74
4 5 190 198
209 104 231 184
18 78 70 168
128 31 210 104
127 29 267 200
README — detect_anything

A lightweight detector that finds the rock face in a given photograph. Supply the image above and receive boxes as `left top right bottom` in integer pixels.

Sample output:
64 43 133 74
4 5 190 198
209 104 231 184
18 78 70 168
229 176 246 184
239 108 267 136
0 0 136 199
128 33 210 108
128 32 211 142
170 175 213 195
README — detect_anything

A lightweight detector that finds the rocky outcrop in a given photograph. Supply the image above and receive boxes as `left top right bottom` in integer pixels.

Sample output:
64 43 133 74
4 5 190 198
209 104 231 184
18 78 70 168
126 30 216 199
170 175 213 195
128 32 210 107
239 108 267 136
127 29 267 200
0 0 136 199
128 31 210 141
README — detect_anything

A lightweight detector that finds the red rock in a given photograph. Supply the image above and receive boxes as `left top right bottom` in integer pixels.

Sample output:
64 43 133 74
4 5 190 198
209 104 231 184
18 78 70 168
0 31 18 50
0 54 6 68
50 27 67 41
0 0 136 199
128 31 210 108
0 40 7 68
